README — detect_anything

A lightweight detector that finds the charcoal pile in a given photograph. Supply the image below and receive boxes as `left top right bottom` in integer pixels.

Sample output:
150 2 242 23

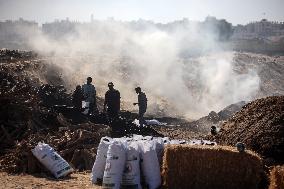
0 123 110 174
215 96 284 165
109 114 164 138
0 51 164 175
0 61 40 150
0 55 111 173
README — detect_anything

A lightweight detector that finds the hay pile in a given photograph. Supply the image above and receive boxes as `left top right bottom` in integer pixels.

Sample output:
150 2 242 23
215 96 284 164
162 145 264 189
269 165 284 189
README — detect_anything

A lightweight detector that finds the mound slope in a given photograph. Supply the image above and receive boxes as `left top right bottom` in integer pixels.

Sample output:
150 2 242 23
216 96 284 164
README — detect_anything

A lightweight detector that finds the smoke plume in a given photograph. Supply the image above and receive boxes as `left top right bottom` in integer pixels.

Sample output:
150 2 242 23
27 19 260 119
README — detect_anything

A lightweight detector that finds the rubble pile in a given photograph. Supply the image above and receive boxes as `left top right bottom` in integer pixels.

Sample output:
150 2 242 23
0 49 37 63
215 96 284 165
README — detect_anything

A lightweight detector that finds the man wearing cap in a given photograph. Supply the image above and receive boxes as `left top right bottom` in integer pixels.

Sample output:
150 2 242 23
133 87 147 127
104 82 121 121
82 77 97 115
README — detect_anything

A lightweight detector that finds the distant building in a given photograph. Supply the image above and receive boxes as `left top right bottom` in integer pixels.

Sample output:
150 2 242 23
0 18 38 49
42 18 78 39
232 19 284 39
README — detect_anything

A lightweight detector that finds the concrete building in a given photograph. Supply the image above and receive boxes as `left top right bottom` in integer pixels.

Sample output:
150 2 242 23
42 18 78 39
232 19 284 39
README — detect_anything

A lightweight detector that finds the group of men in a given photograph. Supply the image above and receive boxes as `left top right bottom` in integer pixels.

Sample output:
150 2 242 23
72 77 147 126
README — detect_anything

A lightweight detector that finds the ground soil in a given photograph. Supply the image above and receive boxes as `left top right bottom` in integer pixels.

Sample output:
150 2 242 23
0 171 101 189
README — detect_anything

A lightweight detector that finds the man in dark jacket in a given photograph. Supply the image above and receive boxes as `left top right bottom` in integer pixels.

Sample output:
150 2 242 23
72 85 84 111
104 82 120 121
133 87 147 127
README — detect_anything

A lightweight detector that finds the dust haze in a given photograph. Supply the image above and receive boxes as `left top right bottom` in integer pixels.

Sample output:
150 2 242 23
25 19 260 119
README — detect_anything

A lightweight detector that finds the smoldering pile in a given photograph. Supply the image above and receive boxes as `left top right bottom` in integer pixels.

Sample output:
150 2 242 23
0 51 163 175
0 54 109 173
186 101 247 132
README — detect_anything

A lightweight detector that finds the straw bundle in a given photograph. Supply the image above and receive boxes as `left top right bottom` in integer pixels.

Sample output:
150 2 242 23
269 165 284 189
162 145 264 189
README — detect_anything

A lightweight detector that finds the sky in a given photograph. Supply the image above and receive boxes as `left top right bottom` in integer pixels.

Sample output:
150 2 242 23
0 0 283 25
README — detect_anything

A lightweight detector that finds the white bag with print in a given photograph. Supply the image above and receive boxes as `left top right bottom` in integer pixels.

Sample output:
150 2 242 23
32 142 73 178
102 141 126 189
121 142 141 189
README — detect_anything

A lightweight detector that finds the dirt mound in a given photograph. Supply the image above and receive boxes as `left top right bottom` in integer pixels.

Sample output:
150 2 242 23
187 101 246 132
215 96 284 165
233 52 284 98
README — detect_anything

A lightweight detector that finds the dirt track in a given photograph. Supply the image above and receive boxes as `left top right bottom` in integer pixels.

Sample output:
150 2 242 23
0 171 101 189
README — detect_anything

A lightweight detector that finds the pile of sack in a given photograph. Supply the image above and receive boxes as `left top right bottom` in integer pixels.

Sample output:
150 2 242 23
91 135 216 189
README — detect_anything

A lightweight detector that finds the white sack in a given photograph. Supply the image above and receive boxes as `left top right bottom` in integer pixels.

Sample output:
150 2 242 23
140 141 161 189
32 142 73 178
132 134 144 141
82 101 90 115
91 137 112 184
145 119 167 126
121 142 142 189
132 119 144 127
153 138 164 166
102 141 126 189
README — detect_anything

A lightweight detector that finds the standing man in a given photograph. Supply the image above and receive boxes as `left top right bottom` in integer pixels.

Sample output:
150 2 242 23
133 87 147 127
72 85 84 111
82 77 97 115
104 82 121 122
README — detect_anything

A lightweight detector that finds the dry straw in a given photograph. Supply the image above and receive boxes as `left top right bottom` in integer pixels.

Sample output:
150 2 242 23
162 145 264 189
269 165 284 189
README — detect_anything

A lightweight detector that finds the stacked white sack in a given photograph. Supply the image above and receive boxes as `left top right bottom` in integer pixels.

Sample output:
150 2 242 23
140 140 161 189
102 141 126 189
154 137 166 166
91 137 112 184
91 135 216 188
121 142 142 189
32 142 73 178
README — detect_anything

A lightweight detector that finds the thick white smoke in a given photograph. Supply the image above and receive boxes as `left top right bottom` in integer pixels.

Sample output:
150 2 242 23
28 19 260 119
